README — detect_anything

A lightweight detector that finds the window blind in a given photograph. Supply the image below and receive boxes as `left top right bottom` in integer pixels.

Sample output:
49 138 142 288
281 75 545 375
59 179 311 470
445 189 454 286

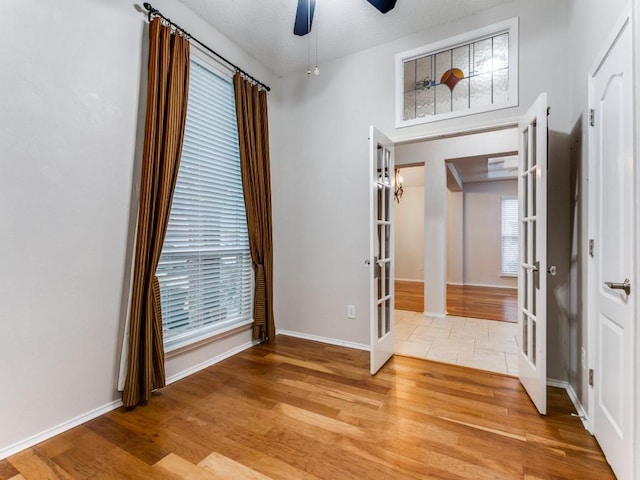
156 57 253 349
501 198 518 276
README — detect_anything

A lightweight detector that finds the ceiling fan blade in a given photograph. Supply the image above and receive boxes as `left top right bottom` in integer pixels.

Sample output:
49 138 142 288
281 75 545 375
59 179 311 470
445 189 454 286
365 0 397 14
294 0 316 36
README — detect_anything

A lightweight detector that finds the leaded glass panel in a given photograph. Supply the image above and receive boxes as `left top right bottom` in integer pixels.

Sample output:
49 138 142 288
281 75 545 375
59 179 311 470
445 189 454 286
452 78 469 111
401 29 513 122
416 87 434 117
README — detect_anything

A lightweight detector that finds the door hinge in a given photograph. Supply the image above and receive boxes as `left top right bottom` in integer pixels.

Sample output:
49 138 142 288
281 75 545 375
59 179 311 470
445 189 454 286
589 239 594 258
589 109 595 127
547 106 551 116
589 369 594 387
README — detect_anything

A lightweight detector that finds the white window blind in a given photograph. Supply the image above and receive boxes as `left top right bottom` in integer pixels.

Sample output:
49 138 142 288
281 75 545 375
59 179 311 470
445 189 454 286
157 57 253 351
501 197 518 276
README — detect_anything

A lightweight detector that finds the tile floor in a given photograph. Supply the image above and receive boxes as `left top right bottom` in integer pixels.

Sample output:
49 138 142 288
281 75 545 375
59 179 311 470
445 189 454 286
394 309 519 376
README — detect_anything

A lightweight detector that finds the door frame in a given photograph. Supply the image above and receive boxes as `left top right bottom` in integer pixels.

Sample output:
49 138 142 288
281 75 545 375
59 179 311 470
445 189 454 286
394 127 520 321
586 5 636 475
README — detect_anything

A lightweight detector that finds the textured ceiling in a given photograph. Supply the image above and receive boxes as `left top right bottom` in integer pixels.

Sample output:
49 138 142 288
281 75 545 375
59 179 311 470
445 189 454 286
178 0 515 75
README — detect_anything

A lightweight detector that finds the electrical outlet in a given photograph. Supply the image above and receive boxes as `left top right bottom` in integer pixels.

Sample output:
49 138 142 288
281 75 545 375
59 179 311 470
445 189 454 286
347 305 356 319
581 347 586 370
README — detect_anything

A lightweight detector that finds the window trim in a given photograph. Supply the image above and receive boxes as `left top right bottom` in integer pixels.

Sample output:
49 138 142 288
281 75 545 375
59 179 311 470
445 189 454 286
395 17 519 128
165 318 254 357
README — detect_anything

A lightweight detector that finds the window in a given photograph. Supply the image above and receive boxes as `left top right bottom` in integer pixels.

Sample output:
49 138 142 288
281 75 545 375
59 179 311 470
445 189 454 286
157 56 253 352
501 197 518 276
396 18 518 127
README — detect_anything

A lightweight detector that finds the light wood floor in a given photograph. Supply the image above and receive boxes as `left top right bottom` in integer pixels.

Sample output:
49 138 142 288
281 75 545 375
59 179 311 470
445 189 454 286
2 336 614 479
396 281 518 323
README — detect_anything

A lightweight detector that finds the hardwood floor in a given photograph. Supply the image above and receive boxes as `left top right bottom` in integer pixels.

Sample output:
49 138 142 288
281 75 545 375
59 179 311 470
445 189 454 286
395 280 424 312
395 281 517 323
2 336 614 479
447 284 517 323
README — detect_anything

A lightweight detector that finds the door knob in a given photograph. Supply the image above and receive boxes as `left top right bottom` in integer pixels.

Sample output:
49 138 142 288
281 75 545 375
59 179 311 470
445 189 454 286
604 278 631 295
547 266 557 276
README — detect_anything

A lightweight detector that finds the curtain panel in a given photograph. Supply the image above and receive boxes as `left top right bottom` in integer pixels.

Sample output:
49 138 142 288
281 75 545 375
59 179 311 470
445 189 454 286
233 73 275 343
123 18 190 407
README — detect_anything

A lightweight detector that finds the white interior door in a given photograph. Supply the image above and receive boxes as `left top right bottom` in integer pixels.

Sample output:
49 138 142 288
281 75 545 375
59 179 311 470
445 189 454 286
369 126 395 375
517 93 548 415
589 14 634 480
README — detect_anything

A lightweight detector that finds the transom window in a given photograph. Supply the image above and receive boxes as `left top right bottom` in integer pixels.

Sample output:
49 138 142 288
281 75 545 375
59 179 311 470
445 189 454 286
396 18 518 127
157 55 253 352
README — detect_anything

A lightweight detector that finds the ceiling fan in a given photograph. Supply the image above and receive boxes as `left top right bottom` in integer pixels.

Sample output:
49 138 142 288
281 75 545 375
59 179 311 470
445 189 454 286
294 0 398 36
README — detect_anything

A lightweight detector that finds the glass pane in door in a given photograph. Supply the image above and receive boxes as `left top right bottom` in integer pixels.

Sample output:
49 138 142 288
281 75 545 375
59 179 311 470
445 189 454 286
384 261 390 301
384 298 391 333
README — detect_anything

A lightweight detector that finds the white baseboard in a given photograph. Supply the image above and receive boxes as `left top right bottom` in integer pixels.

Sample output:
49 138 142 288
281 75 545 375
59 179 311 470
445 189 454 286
395 277 423 283
446 281 464 286
0 398 123 461
0 340 259 462
166 340 258 385
424 311 447 318
277 330 370 351
547 378 591 433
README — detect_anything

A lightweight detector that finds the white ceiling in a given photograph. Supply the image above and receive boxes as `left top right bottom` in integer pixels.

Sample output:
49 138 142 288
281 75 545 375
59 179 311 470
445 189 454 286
178 0 515 75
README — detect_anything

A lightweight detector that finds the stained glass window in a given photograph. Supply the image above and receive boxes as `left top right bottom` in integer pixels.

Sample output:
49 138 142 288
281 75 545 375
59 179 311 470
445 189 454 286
396 18 518 126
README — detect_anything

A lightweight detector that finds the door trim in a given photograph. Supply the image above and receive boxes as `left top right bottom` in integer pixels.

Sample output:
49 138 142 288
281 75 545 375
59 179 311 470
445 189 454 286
586 5 635 476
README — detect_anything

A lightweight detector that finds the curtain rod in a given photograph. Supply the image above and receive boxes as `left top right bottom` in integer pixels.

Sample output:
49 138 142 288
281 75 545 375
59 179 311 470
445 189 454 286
142 2 271 92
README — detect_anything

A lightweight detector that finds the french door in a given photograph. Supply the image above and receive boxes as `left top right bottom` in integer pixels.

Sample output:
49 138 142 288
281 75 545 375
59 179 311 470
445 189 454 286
369 126 395 374
517 93 548 414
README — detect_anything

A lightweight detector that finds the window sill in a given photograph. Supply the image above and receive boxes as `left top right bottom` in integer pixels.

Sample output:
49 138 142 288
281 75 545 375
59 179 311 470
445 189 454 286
500 273 518 278
165 319 254 359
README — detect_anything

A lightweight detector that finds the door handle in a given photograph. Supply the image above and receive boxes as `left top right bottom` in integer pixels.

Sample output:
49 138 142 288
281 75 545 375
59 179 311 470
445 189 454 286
604 278 631 295
547 266 557 276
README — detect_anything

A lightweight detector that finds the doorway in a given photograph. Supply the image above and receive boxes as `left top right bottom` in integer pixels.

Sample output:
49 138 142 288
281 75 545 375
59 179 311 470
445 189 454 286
393 130 522 376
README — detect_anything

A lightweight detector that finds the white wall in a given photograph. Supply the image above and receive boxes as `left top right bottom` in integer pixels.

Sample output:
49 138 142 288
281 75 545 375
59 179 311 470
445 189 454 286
271 0 571 341
0 0 275 458
462 180 518 288
395 186 425 281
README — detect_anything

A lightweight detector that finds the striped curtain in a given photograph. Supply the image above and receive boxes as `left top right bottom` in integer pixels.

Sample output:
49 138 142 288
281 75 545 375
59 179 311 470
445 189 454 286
233 73 275 343
123 18 190 407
